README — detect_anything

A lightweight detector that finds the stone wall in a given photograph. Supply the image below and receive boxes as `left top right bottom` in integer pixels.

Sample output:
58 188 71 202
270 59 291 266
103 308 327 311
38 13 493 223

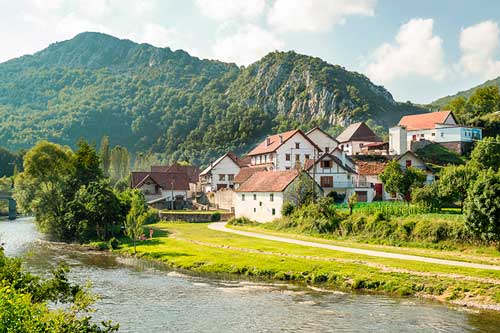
159 211 234 222
214 189 235 211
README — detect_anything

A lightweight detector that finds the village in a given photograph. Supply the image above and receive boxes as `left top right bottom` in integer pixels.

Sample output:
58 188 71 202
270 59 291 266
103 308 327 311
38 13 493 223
131 110 482 222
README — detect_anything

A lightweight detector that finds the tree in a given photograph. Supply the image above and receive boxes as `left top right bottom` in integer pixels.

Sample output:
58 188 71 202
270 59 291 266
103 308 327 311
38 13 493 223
467 86 500 118
438 164 479 212
72 139 103 188
110 146 130 182
99 136 111 177
470 135 500 171
287 172 319 207
347 192 357 215
123 190 147 254
412 182 446 211
379 160 426 202
464 170 500 244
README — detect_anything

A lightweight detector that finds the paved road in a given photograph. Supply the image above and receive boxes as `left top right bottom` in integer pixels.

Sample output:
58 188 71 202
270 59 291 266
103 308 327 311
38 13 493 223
208 222 500 271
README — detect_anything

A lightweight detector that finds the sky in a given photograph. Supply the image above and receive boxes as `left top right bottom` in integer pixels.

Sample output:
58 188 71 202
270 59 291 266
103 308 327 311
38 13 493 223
1 0 500 103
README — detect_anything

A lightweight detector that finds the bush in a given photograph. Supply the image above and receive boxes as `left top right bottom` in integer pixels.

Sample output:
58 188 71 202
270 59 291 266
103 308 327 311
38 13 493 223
108 237 119 250
91 241 109 251
142 208 160 225
282 201 295 216
227 217 259 226
210 212 221 222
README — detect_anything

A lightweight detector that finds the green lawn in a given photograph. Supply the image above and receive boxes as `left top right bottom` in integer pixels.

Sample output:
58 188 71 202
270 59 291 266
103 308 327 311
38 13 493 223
117 222 500 310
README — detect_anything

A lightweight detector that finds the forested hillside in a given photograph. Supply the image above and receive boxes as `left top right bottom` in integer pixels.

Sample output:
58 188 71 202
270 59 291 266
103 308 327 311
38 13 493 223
430 77 500 109
0 32 427 165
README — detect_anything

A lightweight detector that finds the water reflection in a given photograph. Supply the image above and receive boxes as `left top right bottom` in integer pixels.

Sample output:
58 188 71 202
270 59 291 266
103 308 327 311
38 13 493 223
1 219 499 332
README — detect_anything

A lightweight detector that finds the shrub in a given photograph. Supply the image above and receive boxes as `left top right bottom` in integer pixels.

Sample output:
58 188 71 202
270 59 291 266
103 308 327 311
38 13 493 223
210 212 221 222
227 217 259 226
142 208 160 225
281 201 295 216
108 237 119 250
91 241 109 251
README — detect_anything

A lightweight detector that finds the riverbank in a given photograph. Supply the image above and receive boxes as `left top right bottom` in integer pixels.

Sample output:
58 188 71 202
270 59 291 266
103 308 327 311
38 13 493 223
116 222 500 312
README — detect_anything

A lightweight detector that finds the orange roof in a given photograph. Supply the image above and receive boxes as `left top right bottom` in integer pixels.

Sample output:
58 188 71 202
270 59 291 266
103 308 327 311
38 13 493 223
236 170 300 192
234 166 268 183
247 129 321 156
398 111 455 131
355 161 387 175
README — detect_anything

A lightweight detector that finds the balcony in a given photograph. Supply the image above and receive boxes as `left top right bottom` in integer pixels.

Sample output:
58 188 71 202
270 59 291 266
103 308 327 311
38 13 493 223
322 181 372 189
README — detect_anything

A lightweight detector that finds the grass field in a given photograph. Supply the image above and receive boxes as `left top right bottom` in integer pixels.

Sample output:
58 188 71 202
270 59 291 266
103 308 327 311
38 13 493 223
117 222 500 311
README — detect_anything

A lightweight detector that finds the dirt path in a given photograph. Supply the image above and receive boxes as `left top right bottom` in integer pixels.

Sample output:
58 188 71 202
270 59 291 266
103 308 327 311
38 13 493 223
208 222 500 271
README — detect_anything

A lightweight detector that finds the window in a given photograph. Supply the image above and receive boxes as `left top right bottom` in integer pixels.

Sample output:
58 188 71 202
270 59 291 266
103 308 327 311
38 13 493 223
259 155 262 164
321 160 332 168
228 174 234 181
305 154 310 160
325 147 329 153
340 145 344 149
272 208 276 215
295 142 300 149
420 133 424 137
253 194 257 200
285 167 290 170
406 160 412 167
219 174 226 181
346 144 349 148
270 193 274 202
269 154 274 161
259 201 262 206
320 176 333 188
253 208 256 212
359 143 364 148
295 154 300 161
440 132 444 137
264 155 267 163
286 154 291 161
242 194 245 201
431 132 436 136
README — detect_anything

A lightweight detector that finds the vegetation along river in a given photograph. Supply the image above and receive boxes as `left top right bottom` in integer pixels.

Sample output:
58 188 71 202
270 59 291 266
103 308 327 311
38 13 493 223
2 218 500 332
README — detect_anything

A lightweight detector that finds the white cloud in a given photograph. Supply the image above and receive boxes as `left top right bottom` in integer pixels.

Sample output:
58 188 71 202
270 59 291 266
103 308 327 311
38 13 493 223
195 0 266 22
212 24 284 65
459 20 500 78
267 0 376 33
365 18 446 84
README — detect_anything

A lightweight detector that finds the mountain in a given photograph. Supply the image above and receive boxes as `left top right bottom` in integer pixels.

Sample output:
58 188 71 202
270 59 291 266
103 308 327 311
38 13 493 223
430 77 500 109
0 32 427 165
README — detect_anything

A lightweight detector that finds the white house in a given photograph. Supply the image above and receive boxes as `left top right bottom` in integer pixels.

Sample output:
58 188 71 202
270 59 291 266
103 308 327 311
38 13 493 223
336 122 383 155
234 170 322 223
131 171 190 209
199 151 241 192
397 110 482 154
247 129 322 171
304 152 362 201
306 127 339 154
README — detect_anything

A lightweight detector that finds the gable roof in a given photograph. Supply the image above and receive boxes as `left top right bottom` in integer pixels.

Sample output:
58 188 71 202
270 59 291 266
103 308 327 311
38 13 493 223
336 122 382 143
131 172 190 190
247 129 322 156
200 151 240 176
304 153 357 174
234 166 268 184
236 170 300 192
306 126 340 144
398 111 455 131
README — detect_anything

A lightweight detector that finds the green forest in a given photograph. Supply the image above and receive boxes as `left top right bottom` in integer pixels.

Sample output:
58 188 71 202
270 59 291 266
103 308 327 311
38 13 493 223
0 32 426 167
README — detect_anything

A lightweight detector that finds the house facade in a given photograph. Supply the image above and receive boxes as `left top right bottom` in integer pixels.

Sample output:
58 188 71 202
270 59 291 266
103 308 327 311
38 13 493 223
131 171 190 209
306 127 339 154
397 110 482 154
199 152 241 192
235 170 322 223
336 122 383 155
247 129 322 171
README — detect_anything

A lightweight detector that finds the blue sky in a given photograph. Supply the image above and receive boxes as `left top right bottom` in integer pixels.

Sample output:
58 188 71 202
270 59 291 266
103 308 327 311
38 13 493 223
1 0 500 103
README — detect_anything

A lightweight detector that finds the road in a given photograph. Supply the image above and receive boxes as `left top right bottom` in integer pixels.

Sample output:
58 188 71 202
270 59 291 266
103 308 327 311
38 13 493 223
208 222 500 271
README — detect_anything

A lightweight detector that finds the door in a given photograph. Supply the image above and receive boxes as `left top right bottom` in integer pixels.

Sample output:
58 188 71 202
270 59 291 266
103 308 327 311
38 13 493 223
355 191 368 202
374 183 383 200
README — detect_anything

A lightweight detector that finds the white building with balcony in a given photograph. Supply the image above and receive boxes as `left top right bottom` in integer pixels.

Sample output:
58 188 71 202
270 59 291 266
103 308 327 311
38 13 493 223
199 151 241 192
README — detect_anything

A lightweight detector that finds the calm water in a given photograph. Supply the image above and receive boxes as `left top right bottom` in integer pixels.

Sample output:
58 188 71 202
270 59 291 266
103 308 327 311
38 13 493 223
1 218 500 332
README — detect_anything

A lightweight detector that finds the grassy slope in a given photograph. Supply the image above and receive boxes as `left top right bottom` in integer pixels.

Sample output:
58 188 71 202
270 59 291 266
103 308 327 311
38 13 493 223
117 222 500 310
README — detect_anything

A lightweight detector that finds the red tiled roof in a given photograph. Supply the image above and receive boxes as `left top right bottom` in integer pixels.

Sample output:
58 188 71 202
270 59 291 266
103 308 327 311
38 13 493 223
236 170 300 192
247 129 321 156
131 172 190 190
234 166 268 183
151 164 200 183
336 122 382 143
355 161 387 176
398 111 454 131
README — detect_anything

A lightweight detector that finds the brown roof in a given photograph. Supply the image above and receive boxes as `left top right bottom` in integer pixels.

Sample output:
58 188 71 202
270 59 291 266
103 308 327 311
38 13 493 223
234 166 268 184
237 155 252 167
336 122 381 143
236 170 300 192
247 129 322 156
355 161 388 176
398 111 455 131
131 171 190 191
151 164 200 183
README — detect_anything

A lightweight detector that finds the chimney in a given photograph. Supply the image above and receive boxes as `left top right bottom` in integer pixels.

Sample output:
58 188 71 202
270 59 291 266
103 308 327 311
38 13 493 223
279 135 283 144
266 137 271 146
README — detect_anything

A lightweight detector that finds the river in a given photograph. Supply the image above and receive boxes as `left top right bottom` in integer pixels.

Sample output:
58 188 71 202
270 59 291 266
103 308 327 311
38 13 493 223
1 218 500 332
